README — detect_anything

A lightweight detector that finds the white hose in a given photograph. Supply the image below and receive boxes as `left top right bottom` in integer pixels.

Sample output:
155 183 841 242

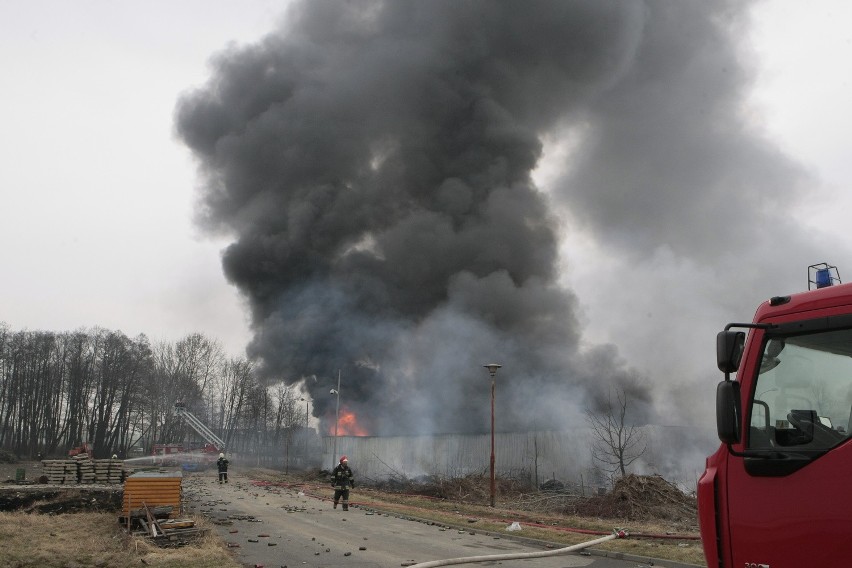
407 529 628 568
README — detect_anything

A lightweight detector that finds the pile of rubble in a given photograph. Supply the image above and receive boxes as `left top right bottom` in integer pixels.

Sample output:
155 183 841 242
574 474 697 523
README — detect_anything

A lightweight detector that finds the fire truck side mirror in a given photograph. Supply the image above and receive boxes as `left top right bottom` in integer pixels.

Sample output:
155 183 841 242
717 330 745 374
716 380 741 444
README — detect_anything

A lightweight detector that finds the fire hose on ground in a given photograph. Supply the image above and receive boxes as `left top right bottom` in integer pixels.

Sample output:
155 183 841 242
406 528 629 568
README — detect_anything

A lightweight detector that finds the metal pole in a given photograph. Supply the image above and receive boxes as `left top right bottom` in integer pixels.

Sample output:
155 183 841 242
303 399 309 462
332 371 340 468
490 377 495 507
483 363 501 508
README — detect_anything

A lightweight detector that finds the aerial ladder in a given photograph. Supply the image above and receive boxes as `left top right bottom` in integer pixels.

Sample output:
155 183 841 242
173 402 226 452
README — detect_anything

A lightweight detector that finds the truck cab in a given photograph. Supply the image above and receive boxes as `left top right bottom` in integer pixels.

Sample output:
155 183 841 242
698 264 852 566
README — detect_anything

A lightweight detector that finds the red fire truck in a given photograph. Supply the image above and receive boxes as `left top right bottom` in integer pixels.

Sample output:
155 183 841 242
150 403 226 469
698 263 852 566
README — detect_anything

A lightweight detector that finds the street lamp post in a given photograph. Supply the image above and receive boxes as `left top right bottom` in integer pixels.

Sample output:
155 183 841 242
299 398 310 429
330 370 341 468
483 363 501 507
256 430 262 467
300 397 310 460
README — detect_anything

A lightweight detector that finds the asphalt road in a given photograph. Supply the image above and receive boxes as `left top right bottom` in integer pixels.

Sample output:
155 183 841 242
182 470 688 568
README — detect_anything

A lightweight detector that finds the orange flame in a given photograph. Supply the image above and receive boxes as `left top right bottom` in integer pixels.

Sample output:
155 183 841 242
330 408 369 436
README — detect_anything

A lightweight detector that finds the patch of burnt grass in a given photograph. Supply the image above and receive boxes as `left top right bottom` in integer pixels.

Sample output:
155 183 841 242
0 488 122 513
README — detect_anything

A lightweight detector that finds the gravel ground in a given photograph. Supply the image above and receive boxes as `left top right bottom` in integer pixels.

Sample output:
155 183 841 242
0 460 42 483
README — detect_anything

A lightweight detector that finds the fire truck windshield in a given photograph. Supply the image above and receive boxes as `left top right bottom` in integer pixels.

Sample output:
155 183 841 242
748 327 852 452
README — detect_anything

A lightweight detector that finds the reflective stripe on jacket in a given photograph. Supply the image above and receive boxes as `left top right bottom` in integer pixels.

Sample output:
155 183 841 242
331 464 354 489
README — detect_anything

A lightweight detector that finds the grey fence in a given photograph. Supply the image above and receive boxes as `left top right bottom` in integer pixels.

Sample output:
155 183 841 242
320 426 715 491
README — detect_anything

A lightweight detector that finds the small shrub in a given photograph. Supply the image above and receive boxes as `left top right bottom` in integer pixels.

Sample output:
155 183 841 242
0 449 17 464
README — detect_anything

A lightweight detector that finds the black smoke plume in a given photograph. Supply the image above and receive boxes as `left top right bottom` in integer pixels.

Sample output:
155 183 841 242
175 0 809 436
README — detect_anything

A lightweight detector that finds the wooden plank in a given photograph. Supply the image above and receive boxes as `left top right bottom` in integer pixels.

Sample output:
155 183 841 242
127 506 174 518
143 502 164 538
159 519 195 529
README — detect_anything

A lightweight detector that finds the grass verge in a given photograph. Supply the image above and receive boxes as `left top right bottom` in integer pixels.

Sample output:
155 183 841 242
0 511 241 568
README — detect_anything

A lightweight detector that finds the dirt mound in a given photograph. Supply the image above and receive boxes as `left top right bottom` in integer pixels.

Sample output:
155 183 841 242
575 474 696 523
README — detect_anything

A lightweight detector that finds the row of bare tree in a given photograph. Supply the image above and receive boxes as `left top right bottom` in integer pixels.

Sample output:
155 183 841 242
0 324 309 460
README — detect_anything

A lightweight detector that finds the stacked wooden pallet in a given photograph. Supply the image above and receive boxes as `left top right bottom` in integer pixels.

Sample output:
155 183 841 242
41 460 79 484
76 455 96 483
40 458 126 485
93 459 124 484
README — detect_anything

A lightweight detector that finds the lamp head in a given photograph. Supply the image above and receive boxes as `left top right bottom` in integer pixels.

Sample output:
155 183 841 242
483 363 502 377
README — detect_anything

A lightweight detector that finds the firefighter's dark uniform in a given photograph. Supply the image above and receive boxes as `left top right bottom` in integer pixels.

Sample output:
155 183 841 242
331 457 354 510
217 455 229 483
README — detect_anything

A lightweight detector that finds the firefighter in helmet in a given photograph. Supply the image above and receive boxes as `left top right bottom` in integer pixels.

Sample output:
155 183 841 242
217 452 229 484
331 455 355 510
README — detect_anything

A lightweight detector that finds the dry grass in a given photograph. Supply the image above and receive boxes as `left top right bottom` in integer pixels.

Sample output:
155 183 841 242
0 461 241 567
0 511 241 568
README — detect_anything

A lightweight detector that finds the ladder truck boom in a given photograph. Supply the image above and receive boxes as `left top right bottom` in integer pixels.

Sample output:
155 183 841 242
174 402 226 451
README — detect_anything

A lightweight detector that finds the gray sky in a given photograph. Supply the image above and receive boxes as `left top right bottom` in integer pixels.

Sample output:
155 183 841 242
2 1 852 438
1 0 279 354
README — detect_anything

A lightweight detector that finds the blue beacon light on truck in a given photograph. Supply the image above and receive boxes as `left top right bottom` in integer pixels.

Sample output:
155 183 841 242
808 263 841 290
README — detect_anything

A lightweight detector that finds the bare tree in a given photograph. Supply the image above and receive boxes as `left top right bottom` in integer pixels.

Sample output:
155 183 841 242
217 357 255 451
87 330 151 457
60 330 98 453
175 333 225 425
585 387 646 478
270 382 305 472
143 334 220 452
0 327 236 459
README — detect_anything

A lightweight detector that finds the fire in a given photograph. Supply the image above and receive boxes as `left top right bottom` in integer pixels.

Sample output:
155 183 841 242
330 407 369 436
